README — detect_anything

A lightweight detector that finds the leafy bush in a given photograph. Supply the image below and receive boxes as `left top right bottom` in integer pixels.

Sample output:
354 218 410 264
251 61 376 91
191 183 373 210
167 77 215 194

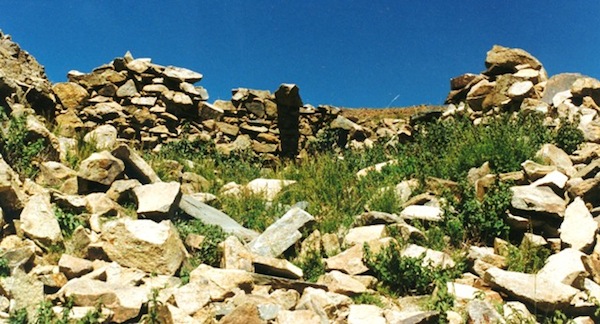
363 240 462 296
174 218 227 268
554 121 584 154
403 113 554 180
295 249 326 282
54 206 86 238
0 112 49 178
445 181 512 246
506 241 551 274
0 257 10 277
8 308 28 324
351 293 385 307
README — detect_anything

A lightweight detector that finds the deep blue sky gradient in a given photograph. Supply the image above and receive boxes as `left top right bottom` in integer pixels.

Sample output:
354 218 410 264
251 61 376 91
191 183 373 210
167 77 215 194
3 1 599 107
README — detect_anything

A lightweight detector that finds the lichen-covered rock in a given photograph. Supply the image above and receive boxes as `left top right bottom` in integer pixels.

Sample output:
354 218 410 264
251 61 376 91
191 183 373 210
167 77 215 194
100 219 186 275
77 151 125 190
19 194 63 247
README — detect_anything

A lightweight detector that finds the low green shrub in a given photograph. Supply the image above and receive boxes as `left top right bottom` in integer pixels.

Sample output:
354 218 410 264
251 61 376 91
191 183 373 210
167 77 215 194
295 249 326 283
54 206 86 238
0 257 10 277
446 181 512 246
174 217 227 268
0 112 49 178
506 241 551 274
363 240 462 296
554 121 584 154
351 293 385 307
8 308 28 324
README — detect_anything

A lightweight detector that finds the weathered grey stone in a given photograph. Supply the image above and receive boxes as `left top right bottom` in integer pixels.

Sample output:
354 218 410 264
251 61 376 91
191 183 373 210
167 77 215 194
485 45 543 74
325 238 394 275
199 101 224 120
172 281 211 315
162 66 203 83
537 248 588 286
20 194 63 246
530 170 568 190
126 58 150 74
220 236 254 272
101 219 186 275
343 225 387 247
1 269 44 322
116 79 138 97
296 287 352 323
348 304 386 324
133 181 181 218
36 161 76 187
247 207 314 258
216 134 252 156
541 73 584 104
59 277 147 323
356 160 397 179
77 151 125 187
316 270 368 296
466 299 504 324
111 144 160 184
401 244 455 268
503 301 536 323
510 185 566 217
83 124 118 150
179 194 259 242
571 77 600 104
536 143 576 177
560 198 597 251
189 264 254 301
507 80 534 99
58 254 93 279
400 205 443 222
274 83 303 107
484 267 580 312
0 157 26 215
252 254 303 279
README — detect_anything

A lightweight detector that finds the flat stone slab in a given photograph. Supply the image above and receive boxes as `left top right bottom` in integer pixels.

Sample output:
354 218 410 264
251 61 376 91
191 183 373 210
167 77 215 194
510 185 566 217
400 205 443 222
247 207 314 258
484 267 580 312
179 194 259 242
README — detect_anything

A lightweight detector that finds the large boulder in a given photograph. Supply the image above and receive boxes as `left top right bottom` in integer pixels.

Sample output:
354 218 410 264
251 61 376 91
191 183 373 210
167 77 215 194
0 31 56 116
77 151 125 191
559 197 597 251
0 156 27 215
510 185 566 217
484 267 580 312
19 194 63 247
247 207 314 258
52 82 89 110
111 144 161 184
100 219 187 275
133 182 181 218
484 45 543 75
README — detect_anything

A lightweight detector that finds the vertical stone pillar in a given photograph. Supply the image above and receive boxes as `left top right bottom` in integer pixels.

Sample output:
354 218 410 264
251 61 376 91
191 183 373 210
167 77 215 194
275 84 302 158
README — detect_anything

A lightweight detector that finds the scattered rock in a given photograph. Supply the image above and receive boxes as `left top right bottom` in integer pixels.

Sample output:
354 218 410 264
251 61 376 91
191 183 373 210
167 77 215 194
248 207 314 258
133 181 181 218
101 219 186 275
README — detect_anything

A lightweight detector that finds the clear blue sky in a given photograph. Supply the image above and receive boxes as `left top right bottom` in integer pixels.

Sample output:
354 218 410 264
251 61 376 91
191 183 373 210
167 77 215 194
3 1 599 108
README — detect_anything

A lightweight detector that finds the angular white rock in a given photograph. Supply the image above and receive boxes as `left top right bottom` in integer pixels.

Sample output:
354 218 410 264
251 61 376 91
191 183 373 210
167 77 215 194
20 194 63 246
560 197 597 251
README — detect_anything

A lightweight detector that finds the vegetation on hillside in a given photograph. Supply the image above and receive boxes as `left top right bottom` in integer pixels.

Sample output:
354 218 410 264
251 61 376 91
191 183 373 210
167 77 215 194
0 107 586 321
